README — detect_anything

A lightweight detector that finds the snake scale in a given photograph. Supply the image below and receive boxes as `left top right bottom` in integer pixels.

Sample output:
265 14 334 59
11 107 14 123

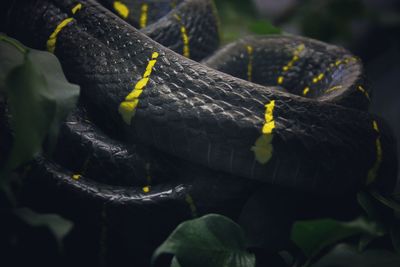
0 0 398 265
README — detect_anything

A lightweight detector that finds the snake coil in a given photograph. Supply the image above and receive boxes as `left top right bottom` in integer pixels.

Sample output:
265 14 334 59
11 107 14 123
0 0 397 265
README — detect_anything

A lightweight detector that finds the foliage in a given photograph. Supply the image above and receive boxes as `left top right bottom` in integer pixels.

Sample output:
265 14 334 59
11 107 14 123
0 34 79 263
1 1 400 266
214 0 281 44
152 214 255 267
292 217 385 266
0 35 80 178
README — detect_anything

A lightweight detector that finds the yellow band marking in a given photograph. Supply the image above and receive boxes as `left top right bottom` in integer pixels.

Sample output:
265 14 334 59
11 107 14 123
185 194 198 218
367 120 383 184
139 3 149 28
262 100 276 134
246 45 253 82
325 85 343 94
303 56 357 95
71 3 82 14
142 186 151 193
72 174 81 180
142 163 152 193
303 87 310 96
282 44 305 72
113 1 129 19
174 14 190 58
277 44 305 85
252 100 276 164
47 3 83 53
47 18 74 53
357 85 371 101
119 52 159 124
312 73 325 83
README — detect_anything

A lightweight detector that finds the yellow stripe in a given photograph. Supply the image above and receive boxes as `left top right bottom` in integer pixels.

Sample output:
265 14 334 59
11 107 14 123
71 3 82 14
142 163 152 193
139 3 149 28
46 4 82 53
252 100 276 164
119 52 159 124
312 73 325 83
305 57 358 95
246 45 253 82
142 186 151 193
357 85 371 101
282 43 305 72
262 100 275 134
185 194 198 218
278 44 305 85
367 120 383 184
72 174 81 180
174 14 190 58
113 1 129 19
47 18 74 53
302 87 310 96
325 85 343 93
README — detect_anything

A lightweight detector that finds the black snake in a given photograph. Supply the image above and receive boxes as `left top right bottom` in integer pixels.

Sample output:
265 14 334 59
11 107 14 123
0 0 398 265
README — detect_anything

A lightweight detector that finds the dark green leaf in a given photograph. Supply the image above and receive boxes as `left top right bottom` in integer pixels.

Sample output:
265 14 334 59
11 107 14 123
152 214 255 267
171 257 182 267
291 217 385 264
312 244 400 267
5 56 54 170
0 35 79 173
15 207 73 247
0 36 25 89
28 48 80 150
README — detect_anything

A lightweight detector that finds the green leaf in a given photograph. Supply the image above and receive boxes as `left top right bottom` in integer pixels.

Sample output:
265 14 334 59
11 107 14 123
171 257 182 267
5 55 54 170
0 36 25 89
248 20 281 35
0 34 79 173
14 207 73 247
312 244 400 267
152 214 255 267
28 48 80 150
291 217 385 265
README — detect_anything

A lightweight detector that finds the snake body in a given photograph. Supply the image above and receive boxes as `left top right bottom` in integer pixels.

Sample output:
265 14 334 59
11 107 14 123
0 0 398 265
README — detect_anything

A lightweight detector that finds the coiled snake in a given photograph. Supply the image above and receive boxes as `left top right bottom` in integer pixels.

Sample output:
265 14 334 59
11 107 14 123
0 0 398 265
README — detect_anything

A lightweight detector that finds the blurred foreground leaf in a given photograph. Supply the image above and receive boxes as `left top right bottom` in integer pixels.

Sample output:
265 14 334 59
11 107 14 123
152 214 255 267
0 34 79 176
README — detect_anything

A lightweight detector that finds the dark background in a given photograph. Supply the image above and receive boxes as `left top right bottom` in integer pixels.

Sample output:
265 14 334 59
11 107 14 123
215 0 400 192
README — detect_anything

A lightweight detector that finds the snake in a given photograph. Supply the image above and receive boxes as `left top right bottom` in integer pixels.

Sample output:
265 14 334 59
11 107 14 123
0 0 398 265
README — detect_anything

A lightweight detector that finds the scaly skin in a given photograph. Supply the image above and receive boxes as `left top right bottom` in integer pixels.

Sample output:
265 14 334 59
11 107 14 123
1 0 396 195
1 0 397 265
